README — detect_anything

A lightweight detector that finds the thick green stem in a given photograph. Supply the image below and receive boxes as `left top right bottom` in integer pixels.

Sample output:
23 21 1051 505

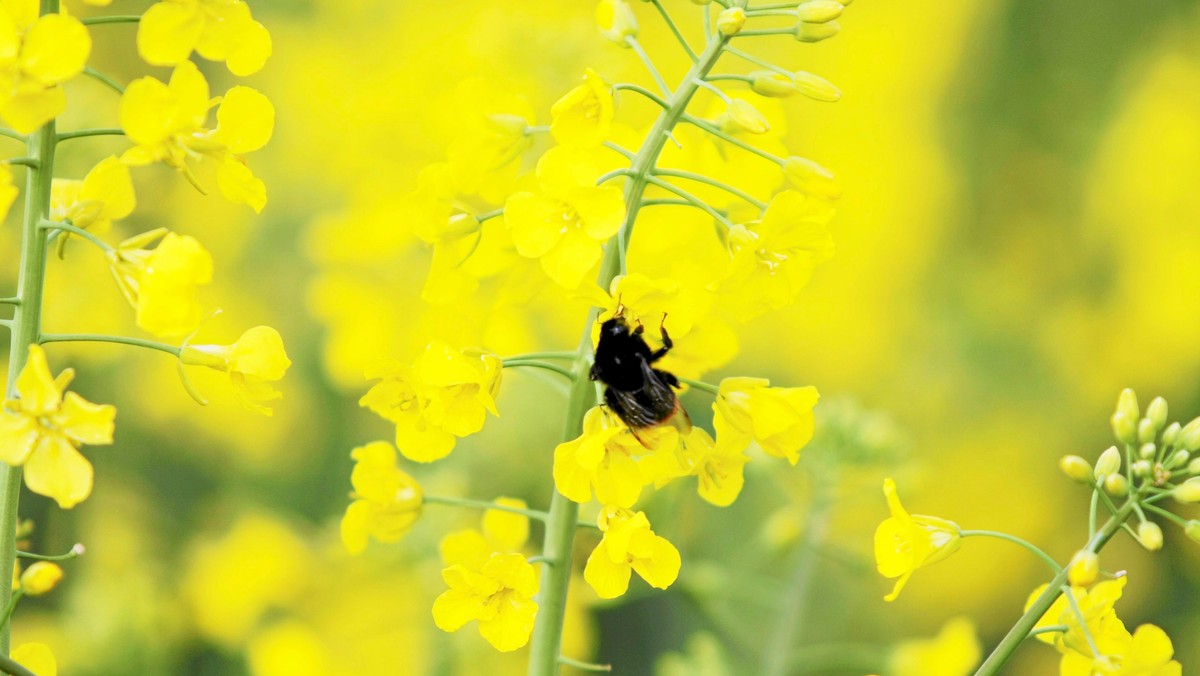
525 30 734 676
974 499 1139 675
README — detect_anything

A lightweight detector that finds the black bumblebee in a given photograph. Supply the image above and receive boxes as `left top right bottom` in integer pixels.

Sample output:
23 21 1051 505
590 308 691 444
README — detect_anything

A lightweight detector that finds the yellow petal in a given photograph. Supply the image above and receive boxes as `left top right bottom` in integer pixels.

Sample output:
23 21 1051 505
439 529 490 569
339 500 372 555
214 86 274 154
215 154 267 212
0 411 38 466
504 192 563 259
583 540 631 599
24 435 93 509
1 83 64 134
229 326 291 381
53 392 115 446
168 60 210 127
553 438 594 504
630 532 681 589
20 14 90 84
10 643 55 676
541 227 601 289
431 588 482 632
482 498 529 552
136 1 204 66
478 593 537 652
14 344 61 414
81 156 136 221
120 76 176 147
135 233 213 337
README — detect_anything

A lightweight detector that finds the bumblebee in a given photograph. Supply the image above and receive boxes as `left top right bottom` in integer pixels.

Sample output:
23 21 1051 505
589 309 691 444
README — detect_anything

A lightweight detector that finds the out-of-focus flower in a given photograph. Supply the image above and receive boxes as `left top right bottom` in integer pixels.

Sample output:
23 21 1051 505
137 0 271 75
108 229 214 337
781 156 842 200
874 478 961 601
550 68 614 148
0 344 114 508
713 376 819 464
596 0 637 45
584 506 680 598
0 8 90 133
50 156 136 244
359 341 502 462
340 441 422 554
180 326 292 415
719 98 770 135
121 61 274 211
889 617 981 676
11 643 55 676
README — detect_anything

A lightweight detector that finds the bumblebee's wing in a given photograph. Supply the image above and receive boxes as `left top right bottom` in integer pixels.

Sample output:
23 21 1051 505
604 386 662 428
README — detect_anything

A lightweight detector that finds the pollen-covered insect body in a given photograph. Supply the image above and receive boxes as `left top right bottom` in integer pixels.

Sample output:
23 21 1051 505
589 311 692 443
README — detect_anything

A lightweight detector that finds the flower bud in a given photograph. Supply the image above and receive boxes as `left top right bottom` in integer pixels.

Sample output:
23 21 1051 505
1186 520 1200 543
1132 459 1152 478
1174 477 1200 503
723 99 770 134
1094 446 1121 479
1189 457 1200 474
749 71 798 97
1103 473 1128 498
1059 455 1092 483
1111 412 1136 445
1146 396 1168 431
795 20 841 42
1137 521 1163 551
1067 550 1099 587
1137 419 1157 445
1138 442 1156 459
1116 388 1139 423
717 7 746 35
796 0 843 23
1181 418 1200 452
793 71 842 102
596 0 638 45
782 156 841 199
1170 449 1190 468
19 562 62 596
1163 422 1182 447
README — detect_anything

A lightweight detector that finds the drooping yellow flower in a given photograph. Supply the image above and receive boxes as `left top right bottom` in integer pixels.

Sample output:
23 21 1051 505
50 156 136 249
108 228 214 337
719 191 835 321
584 506 681 599
11 643 55 676
0 7 90 133
432 551 539 652
1059 624 1182 676
889 617 982 676
359 341 502 463
550 68 614 148
713 376 819 464
121 61 274 211
874 478 962 601
505 146 625 288
554 406 676 508
339 441 422 555
137 0 271 75
180 325 292 415
0 344 115 508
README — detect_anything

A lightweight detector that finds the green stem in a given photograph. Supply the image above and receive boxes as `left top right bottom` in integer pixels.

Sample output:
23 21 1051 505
725 44 794 77
650 0 697 62
640 198 693 209
613 83 669 110
0 130 24 143
423 495 550 522
654 167 767 209
502 360 576 381
1028 625 1069 637
557 656 611 672
959 530 1062 574
0 591 21 633
681 113 785 165
1088 488 1099 537
476 208 504 223
502 351 577 362
81 14 140 25
56 128 124 143
645 175 735 228
678 377 719 394
1142 502 1188 527
974 499 1139 675
38 333 181 358
83 66 124 94
625 36 671 97
0 651 36 676
1061 586 1102 659
736 28 796 38
749 2 801 10
3 159 37 169
0 299 17 307
602 141 635 160
39 220 111 253
526 31 733 676
0 59 57 650
15 545 82 562
706 73 756 85
596 168 632 185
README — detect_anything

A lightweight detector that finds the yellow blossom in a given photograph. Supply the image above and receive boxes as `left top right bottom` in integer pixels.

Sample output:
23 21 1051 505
108 229 214 337
439 497 531 571
11 643 55 676
1060 624 1182 676
50 155 136 250
359 341 502 463
874 478 962 601
504 146 624 288
339 441 423 554
584 506 681 599
432 551 539 652
120 61 274 211
654 424 749 507
1028 577 1129 658
889 617 982 676
554 406 677 508
550 68 614 148
719 191 835 321
782 155 842 199
137 0 271 75
18 560 62 596
713 376 819 464
721 98 771 135
0 344 115 508
180 326 292 415
445 79 535 197
0 7 90 133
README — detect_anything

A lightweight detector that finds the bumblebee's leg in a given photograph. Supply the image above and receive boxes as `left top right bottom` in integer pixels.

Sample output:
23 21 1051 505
653 368 680 388
649 319 673 363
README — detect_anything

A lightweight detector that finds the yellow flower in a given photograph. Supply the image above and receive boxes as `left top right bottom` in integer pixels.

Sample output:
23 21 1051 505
889 617 982 676
1028 578 1128 656
180 326 292 415
596 0 638 45
874 478 961 601
18 560 62 596
719 191 835 321
432 551 539 652
439 497 531 571
720 98 771 135
120 61 274 211
550 68 614 148
50 155 136 247
339 441 423 554
0 344 115 508
11 643 55 676
554 406 676 508
505 146 625 288
445 80 534 197
137 0 271 75
1060 624 1181 676
108 229 214 337
359 341 502 463
713 376 819 464
584 506 681 599
0 7 90 133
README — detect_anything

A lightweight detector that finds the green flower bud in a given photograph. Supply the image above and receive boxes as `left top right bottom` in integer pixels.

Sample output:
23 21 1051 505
1189 458 1200 475
1146 396 1168 431
1094 446 1121 479
1163 422 1182 448
1137 521 1163 551
796 0 843 23
1116 388 1139 423
717 7 746 35
1137 419 1157 445
1138 442 1156 459
1067 550 1099 587
1181 418 1200 452
1103 473 1128 498
1186 520 1200 544
1170 449 1190 468
795 20 841 42
749 71 798 98
1132 459 1152 478
1111 412 1136 445
793 71 842 102
1174 477 1200 503
1059 455 1092 483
